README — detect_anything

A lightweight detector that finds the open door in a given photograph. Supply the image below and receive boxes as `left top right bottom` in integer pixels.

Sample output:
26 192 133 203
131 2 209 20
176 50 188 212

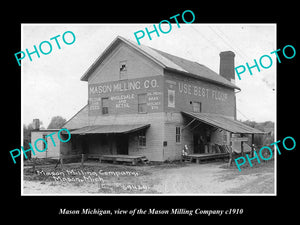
193 133 205 154
116 134 128 155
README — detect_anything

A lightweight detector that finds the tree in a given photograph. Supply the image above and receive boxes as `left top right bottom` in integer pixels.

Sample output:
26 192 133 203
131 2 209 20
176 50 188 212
241 120 274 148
47 116 67 129
23 120 43 160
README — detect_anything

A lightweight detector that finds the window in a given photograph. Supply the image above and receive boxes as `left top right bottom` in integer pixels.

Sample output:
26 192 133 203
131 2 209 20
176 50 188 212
192 101 201 113
176 126 181 143
138 130 146 147
138 94 147 113
223 131 228 144
119 61 127 79
102 97 109 114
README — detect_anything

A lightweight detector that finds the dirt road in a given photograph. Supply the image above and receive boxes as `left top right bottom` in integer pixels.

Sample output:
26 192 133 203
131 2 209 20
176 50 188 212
22 161 274 195
151 162 274 194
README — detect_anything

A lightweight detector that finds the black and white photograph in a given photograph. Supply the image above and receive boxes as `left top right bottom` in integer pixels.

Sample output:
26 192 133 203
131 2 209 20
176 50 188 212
21 24 277 196
4 3 300 219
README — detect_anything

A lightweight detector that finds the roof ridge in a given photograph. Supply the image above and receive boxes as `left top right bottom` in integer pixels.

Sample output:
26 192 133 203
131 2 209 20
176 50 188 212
81 35 240 90
119 37 189 73
148 46 239 90
149 47 196 62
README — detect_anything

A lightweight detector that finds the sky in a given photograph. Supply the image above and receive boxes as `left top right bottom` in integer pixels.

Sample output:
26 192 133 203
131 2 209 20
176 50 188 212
21 24 276 128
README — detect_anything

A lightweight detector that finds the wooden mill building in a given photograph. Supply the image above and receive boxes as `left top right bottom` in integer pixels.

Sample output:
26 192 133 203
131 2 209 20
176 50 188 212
32 36 263 162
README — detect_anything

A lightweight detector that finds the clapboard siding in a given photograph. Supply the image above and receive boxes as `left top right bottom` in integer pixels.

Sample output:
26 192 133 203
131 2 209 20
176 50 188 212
163 113 182 161
54 36 240 162
88 42 164 84
81 112 165 161
162 112 227 158
129 118 164 161
31 131 61 158
163 71 235 118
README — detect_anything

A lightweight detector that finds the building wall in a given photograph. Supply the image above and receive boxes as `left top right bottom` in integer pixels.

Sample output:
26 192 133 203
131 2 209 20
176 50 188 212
162 112 183 161
84 112 165 161
88 42 163 84
160 69 236 160
163 71 236 118
31 130 61 158
164 113 200 158
62 41 238 162
161 112 231 160
86 40 165 117
128 115 164 161
88 75 164 116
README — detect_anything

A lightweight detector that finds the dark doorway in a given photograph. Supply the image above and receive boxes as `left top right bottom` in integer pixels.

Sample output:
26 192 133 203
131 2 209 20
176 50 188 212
116 134 128 155
81 136 89 154
193 133 205 154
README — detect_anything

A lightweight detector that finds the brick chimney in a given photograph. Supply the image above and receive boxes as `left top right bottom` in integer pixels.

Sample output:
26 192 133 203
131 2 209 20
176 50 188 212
32 119 40 130
219 51 235 84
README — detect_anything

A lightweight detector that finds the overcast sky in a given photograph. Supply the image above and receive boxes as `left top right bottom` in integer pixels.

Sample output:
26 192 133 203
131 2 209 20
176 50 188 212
22 24 276 128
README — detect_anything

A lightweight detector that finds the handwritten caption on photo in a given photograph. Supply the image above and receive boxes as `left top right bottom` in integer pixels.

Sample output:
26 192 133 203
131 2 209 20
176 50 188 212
36 168 149 191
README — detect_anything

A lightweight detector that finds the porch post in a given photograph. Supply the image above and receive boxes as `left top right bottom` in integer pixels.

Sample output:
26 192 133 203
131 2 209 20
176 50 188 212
228 132 233 166
60 154 64 167
241 134 244 156
251 134 255 157
32 158 36 173
108 134 113 155
81 154 85 167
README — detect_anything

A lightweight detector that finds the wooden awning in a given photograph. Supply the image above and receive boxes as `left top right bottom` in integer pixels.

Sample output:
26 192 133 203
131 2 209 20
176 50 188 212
182 111 265 134
68 124 150 135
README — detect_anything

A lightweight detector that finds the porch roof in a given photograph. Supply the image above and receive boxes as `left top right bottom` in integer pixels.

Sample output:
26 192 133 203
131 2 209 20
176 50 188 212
181 111 265 134
69 124 150 135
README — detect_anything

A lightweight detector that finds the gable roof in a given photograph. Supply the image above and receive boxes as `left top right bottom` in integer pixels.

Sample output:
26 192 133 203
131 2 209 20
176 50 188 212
62 104 89 130
80 36 240 90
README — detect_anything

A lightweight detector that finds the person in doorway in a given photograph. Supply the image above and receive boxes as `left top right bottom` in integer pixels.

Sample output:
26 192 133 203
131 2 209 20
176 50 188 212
181 145 189 162
182 145 189 157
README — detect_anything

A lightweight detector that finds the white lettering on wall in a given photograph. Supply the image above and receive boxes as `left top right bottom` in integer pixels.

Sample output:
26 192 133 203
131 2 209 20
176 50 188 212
178 82 228 101
89 79 159 95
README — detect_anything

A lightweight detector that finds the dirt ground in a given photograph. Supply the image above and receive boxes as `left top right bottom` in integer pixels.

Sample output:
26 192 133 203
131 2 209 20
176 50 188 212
22 160 275 195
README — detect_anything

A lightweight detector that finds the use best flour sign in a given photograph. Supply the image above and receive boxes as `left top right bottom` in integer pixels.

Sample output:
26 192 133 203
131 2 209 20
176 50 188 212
88 75 230 116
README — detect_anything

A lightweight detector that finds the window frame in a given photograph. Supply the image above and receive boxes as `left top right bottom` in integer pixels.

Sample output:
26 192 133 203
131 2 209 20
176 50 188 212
138 93 147 113
101 97 109 115
175 126 181 143
119 60 127 80
138 130 146 147
192 101 201 113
